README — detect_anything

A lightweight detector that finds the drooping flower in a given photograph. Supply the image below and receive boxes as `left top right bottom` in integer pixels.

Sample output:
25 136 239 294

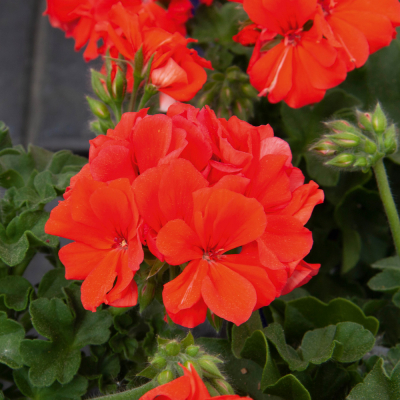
315 0 400 70
45 177 143 311
106 3 211 100
140 364 247 400
242 0 347 108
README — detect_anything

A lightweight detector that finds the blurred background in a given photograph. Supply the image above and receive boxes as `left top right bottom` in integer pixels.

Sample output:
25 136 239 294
0 0 100 156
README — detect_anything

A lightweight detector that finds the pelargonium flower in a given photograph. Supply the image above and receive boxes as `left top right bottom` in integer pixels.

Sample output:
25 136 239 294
140 364 247 400
45 177 143 311
316 0 400 70
45 0 193 61
106 3 211 100
242 0 347 108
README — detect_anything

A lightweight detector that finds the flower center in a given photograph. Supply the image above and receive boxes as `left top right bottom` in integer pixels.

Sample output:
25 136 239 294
112 237 128 250
284 29 303 46
203 248 225 262
319 0 337 16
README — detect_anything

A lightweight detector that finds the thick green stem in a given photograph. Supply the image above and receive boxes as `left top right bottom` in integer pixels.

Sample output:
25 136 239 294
373 158 400 256
137 85 157 110
128 76 141 112
91 382 156 400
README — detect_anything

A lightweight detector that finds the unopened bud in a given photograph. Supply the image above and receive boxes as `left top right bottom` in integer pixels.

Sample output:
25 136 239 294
186 345 200 357
86 96 110 120
329 132 361 148
90 120 104 136
112 66 127 101
151 356 167 369
204 382 220 397
221 86 233 106
91 69 110 104
198 359 224 379
325 120 360 135
241 84 258 98
356 111 373 131
212 379 235 395
165 342 181 357
326 153 355 168
134 46 144 78
184 360 203 378
383 125 398 155
211 73 225 82
363 139 377 155
353 157 368 168
226 66 241 81
372 103 387 134
139 280 156 312
157 370 174 385
311 140 339 156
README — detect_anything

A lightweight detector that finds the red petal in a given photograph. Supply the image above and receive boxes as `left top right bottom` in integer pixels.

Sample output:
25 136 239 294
281 260 320 295
108 280 138 308
140 376 191 400
201 262 257 325
157 220 203 265
163 259 209 314
166 298 208 328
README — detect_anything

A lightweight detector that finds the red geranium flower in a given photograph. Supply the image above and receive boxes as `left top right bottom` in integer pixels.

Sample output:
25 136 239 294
106 3 211 100
45 177 143 311
242 0 347 108
316 0 400 70
140 364 247 400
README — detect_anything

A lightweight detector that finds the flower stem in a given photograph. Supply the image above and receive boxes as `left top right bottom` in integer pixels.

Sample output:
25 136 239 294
373 158 400 256
91 382 157 400
128 77 141 112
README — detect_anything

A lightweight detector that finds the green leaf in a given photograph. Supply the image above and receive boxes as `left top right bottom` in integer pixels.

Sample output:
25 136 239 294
0 210 58 267
0 311 25 369
335 188 390 273
264 374 311 400
305 154 340 187
20 287 112 387
347 358 400 400
14 367 88 400
38 268 72 299
232 311 263 357
240 330 281 390
372 256 400 270
0 122 12 151
0 275 33 310
368 269 400 292
284 297 379 343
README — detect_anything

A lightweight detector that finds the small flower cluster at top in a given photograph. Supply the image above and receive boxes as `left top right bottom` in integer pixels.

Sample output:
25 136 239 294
45 0 212 102
45 102 324 328
233 0 400 108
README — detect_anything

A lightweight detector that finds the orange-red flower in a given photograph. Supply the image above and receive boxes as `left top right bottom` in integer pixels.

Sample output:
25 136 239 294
45 177 143 311
242 0 347 108
45 0 193 61
140 364 247 400
315 0 400 70
106 3 211 101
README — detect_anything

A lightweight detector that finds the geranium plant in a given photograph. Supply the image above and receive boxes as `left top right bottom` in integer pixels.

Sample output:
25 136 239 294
1 0 400 398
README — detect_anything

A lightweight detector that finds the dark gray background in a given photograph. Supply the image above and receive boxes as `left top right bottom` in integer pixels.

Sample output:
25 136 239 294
0 0 100 155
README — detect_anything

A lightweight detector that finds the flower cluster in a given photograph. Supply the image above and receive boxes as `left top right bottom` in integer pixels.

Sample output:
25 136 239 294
46 103 323 327
141 364 247 400
45 0 211 101
234 0 400 108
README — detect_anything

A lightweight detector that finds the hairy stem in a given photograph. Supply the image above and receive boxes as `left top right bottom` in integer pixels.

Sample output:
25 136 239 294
373 158 400 256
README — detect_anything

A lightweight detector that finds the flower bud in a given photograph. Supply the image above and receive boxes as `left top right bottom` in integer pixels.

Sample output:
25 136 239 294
198 358 224 379
112 66 127 102
241 84 258 98
363 139 378 155
91 69 111 104
151 356 167 369
165 342 181 357
356 111 373 131
311 140 339 156
204 382 220 397
221 86 233 106
186 345 200 357
326 153 355 168
329 132 361 148
86 96 110 120
211 73 225 82
372 103 387 134
139 279 156 312
383 125 398 155
212 379 235 395
353 156 368 168
183 360 203 378
90 120 103 136
226 66 241 81
325 120 360 135
157 370 174 385
134 46 144 78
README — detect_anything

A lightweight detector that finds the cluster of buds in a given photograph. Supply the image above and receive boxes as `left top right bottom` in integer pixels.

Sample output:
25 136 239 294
197 66 258 121
311 103 398 171
139 333 235 396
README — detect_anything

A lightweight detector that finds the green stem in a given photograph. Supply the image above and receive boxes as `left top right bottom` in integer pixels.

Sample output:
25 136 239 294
91 382 156 400
373 158 400 256
138 85 157 110
128 74 142 112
